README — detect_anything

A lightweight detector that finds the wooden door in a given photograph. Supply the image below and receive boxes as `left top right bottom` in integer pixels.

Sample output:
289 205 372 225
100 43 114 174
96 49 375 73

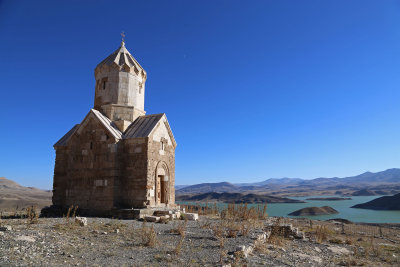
156 176 161 204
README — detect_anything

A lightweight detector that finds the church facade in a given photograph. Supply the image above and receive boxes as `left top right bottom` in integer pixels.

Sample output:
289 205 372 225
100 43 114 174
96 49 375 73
52 41 177 213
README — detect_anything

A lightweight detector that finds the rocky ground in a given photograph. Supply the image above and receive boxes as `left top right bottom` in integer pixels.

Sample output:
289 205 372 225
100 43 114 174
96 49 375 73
0 213 399 266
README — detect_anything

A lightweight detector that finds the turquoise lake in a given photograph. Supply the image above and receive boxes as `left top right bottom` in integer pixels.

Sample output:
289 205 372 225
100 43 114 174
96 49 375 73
178 195 400 223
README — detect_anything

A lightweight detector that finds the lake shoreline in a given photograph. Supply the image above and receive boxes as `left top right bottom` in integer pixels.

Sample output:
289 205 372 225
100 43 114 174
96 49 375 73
178 194 400 223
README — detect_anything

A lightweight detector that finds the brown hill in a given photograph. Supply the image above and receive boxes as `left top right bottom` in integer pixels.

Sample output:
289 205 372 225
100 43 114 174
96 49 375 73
288 206 339 216
351 193 400 210
0 177 52 210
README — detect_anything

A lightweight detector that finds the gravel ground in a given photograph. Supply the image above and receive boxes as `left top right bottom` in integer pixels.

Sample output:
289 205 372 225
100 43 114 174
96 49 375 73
0 216 399 266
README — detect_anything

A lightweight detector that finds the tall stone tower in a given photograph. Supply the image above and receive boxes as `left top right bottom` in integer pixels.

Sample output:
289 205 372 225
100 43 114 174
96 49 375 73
51 40 177 216
94 41 147 132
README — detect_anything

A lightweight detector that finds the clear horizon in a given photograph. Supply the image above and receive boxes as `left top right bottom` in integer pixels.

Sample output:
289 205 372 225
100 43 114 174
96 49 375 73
1 1 400 189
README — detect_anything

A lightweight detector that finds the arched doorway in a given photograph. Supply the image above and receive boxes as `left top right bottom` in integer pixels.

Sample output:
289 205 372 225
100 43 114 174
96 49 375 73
155 162 169 205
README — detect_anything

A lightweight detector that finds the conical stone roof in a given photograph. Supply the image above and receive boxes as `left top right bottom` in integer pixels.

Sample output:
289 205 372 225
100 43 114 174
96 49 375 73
95 41 146 77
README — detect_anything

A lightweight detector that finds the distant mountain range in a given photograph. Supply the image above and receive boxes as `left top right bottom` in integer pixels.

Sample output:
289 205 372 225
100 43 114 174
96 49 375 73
0 177 52 210
176 168 400 196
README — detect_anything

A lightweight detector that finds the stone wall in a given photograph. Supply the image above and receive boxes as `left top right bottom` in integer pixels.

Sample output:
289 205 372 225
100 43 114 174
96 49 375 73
100 104 145 122
52 147 68 206
121 138 149 208
53 117 122 211
94 65 145 121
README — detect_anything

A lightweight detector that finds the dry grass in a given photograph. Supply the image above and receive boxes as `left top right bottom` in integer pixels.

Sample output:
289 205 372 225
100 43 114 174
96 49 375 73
176 220 187 236
221 203 268 221
139 221 158 248
315 225 330 243
181 202 268 221
65 205 78 222
169 220 187 237
174 235 185 255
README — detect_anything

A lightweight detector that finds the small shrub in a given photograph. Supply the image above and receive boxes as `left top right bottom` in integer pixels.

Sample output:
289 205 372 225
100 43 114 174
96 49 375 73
65 205 77 223
212 224 224 238
254 239 268 253
227 228 238 238
240 222 251 237
26 206 38 224
226 221 241 238
315 225 329 243
140 222 158 248
170 220 187 237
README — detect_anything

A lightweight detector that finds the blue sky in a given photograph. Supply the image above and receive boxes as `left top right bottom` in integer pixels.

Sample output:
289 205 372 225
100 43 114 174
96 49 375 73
1 0 400 189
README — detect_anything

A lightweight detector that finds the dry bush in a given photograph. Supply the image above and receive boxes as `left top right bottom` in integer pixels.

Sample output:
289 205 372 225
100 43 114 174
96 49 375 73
226 221 241 238
26 206 38 224
177 220 187 237
254 239 268 253
140 222 158 248
64 205 78 223
227 228 238 238
365 237 381 258
315 225 330 243
211 223 225 238
240 222 250 237
170 220 187 237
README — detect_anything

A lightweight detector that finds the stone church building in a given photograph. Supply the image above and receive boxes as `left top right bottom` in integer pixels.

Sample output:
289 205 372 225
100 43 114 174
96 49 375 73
52 41 177 214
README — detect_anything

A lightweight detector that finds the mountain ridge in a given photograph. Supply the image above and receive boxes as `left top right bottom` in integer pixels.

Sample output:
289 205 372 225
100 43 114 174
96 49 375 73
0 177 52 210
177 168 400 195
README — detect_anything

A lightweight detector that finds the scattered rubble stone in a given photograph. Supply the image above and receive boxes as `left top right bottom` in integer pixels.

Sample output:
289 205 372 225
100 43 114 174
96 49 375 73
15 236 36 242
236 245 254 258
75 217 87 227
327 246 351 255
182 213 199 221
144 215 160 222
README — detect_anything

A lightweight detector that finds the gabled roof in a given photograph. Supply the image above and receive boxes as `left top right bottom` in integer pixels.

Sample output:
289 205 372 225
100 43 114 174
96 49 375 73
71 109 122 142
90 109 123 139
124 113 164 138
55 110 176 148
54 124 79 147
124 113 177 148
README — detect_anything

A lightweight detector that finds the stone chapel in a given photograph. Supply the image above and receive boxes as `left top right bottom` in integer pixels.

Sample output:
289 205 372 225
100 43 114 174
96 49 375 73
51 40 177 214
